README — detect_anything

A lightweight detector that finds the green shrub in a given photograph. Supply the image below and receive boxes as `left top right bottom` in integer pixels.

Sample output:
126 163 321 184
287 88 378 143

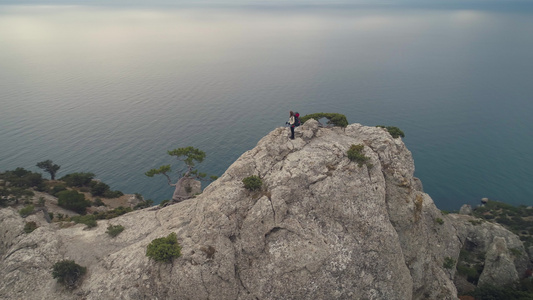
24 221 38 233
242 175 262 191
90 181 109 197
146 232 182 262
51 260 86 288
23 196 33 205
19 204 35 217
468 283 533 300
61 172 95 187
57 190 90 214
435 218 444 225
376 125 405 138
0 186 33 206
457 264 481 284
3 168 44 188
93 198 105 207
134 199 154 210
106 224 125 237
347 144 371 167
94 206 132 219
89 181 123 198
70 215 97 228
78 187 90 193
0 168 42 205
443 257 455 269
103 190 123 198
509 247 522 257
159 199 170 207
469 219 483 225
299 112 348 127
50 184 67 196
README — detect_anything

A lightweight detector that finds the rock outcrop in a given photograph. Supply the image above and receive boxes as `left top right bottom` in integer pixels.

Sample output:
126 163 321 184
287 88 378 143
447 213 529 293
0 120 526 299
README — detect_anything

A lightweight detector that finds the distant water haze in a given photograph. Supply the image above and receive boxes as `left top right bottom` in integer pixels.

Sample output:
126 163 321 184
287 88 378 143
1 3 532 211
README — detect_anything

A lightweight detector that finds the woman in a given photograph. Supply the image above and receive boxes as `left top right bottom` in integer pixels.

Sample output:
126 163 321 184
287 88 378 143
288 111 295 139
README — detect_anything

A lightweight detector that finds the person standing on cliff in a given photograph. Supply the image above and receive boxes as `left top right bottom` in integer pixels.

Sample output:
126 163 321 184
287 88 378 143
288 111 296 139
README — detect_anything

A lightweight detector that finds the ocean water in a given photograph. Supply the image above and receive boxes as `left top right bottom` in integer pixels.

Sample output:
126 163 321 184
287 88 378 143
1 3 532 211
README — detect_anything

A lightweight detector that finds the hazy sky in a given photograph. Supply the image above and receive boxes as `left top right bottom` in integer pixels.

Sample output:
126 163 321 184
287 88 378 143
3 0 533 7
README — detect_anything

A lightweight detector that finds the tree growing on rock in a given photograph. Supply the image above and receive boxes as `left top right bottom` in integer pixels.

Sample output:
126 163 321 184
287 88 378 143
57 190 90 214
51 260 86 288
36 160 60 180
145 147 217 203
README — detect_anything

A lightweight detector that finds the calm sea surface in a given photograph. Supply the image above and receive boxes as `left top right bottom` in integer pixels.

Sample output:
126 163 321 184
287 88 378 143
1 3 532 211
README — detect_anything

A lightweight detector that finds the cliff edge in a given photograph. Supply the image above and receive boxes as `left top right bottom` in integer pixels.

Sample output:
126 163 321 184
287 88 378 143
2 120 518 299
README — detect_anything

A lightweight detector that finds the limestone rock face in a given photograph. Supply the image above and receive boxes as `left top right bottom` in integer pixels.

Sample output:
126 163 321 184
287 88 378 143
459 204 473 215
478 237 519 286
1 120 462 299
447 214 529 284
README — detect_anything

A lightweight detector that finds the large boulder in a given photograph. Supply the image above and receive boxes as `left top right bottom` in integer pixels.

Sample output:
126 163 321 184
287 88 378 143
1 121 463 299
447 214 529 287
478 237 519 286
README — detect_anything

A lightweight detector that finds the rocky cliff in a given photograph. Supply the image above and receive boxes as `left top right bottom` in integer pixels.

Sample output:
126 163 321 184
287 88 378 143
0 120 527 299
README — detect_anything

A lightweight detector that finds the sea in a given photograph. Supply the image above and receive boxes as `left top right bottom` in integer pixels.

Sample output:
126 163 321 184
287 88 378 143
1 1 532 211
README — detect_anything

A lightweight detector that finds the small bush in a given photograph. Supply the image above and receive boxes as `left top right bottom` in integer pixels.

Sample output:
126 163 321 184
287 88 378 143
2 168 43 188
70 215 97 228
376 125 405 138
90 181 109 197
19 204 35 217
51 260 86 288
347 144 371 167
134 199 154 210
61 172 94 187
457 264 481 284
103 190 123 198
89 181 123 198
93 198 105 207
299 112 348 127
106 224 125 237
443 257 455 269
24 221 38 233
510 247 522 257
23 196 33 205
57 190 90 214
159 199 170 207
50 184 67 196
242 175 262 191
146 232 182 262
94 206 132 219
468 283 533 300
435 218 444 225
469 219 483 226
78 187 90 193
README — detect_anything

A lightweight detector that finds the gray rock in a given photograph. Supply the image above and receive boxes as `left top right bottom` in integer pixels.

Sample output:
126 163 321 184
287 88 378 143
478 237 519 286
447 214 529 285
1 121 464 299
459 204 473 215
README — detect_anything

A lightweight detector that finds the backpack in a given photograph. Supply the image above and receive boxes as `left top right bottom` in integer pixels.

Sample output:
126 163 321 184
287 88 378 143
294 112 301 127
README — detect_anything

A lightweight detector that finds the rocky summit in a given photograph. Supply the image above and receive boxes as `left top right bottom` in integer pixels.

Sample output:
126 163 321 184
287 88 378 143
0 120 528 299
